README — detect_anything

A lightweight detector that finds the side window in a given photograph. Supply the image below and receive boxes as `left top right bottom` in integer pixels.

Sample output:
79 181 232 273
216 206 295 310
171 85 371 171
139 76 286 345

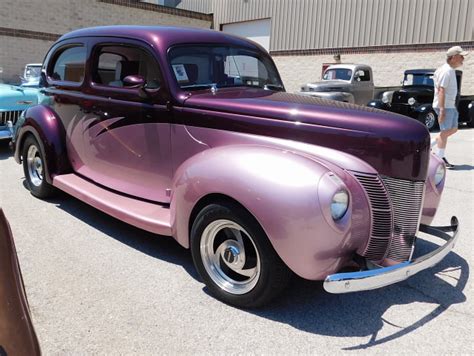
356 69 371 82
50 46 86 83
92 45 161 89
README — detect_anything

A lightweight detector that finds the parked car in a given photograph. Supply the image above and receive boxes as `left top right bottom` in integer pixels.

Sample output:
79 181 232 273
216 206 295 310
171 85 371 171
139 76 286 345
0 83 39 141
13 26 459 307
0 209 41 355
368 69 474 131
299 64 374 105
20 63 42 88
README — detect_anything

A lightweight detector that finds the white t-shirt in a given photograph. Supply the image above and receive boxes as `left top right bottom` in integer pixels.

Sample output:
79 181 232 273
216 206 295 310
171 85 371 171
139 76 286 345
432 63 458 108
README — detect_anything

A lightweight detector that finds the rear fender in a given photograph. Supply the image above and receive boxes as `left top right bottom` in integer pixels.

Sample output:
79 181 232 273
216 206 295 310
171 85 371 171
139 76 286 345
14 105 71 184
170 145 369 280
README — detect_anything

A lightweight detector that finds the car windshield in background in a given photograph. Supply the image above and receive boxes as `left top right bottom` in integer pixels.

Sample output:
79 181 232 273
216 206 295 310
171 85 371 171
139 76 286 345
323 69 352 81
403 74 434 87
168 45 284 91
25 65 42 80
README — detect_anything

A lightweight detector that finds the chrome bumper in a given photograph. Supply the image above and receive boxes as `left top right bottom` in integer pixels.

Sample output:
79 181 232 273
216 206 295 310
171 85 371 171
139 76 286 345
0 121 14 140
324 217 459 293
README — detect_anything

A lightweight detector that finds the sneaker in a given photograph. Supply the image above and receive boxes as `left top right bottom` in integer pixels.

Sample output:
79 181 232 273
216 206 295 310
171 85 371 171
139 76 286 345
442 157 454 169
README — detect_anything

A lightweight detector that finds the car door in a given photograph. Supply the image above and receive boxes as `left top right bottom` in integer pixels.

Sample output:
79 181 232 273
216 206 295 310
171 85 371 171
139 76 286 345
352 68 373 105
82 38 172 203
43 40 88 172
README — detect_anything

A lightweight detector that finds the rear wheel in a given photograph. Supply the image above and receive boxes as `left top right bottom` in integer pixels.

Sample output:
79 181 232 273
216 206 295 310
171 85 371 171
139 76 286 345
190 202 292 308
419 110 438 131
22 135 55 198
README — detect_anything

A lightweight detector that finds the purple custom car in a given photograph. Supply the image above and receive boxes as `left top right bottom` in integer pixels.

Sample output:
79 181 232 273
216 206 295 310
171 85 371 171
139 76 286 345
13 26 459 307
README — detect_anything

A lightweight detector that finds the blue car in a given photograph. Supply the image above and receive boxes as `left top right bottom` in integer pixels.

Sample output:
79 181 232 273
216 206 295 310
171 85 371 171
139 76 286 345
0 84 39 141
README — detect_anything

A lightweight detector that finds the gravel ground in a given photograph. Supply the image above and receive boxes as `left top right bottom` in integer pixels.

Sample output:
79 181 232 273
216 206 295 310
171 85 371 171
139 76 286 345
0 127 472 355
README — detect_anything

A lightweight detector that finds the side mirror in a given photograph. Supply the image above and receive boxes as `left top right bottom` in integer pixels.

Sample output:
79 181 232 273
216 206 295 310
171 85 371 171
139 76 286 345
123 75 146 88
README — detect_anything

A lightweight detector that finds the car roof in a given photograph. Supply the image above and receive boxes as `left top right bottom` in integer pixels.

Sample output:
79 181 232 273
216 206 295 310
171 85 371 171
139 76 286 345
404 69 436 74
58 25 263 52
326 64 371 71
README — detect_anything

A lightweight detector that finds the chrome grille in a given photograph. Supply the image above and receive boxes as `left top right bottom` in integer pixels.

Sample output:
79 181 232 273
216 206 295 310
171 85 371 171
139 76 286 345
353 173 392 260
0 110 22 126
382 176 425 261
353 173 425 262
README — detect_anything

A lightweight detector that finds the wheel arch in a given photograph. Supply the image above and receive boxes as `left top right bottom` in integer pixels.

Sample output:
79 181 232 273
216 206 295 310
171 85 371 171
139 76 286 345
15 105 72 183
188 193 256 246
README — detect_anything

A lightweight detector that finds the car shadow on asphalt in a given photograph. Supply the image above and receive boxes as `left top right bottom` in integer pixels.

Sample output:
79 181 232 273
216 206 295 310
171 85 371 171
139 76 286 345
247 237 468 350
20 179 469 350
37 190 200 281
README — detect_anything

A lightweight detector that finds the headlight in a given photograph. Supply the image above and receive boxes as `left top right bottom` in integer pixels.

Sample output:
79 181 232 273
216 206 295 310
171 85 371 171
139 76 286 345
469 102 473 109
381 91 393 104
434 164 445 186
331 190 349 220
408 97 416 105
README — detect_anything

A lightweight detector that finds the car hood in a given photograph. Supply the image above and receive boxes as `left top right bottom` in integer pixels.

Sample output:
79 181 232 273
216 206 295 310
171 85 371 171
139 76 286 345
182 88 430 181
301 80 352 92
395 86 434 96
0 84 39 110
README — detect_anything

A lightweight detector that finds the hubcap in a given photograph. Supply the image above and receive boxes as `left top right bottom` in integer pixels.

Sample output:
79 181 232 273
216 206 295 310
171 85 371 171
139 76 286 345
200 219 261 295
425 112 436 129
26 145 43 187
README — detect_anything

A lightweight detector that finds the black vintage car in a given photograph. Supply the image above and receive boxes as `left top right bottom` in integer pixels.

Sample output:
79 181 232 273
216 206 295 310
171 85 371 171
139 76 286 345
368 69 474 131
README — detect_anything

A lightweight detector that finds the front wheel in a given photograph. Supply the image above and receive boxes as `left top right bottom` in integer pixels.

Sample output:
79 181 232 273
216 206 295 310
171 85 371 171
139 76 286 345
22 135 56 198
419 110 438 131
190 202 292 308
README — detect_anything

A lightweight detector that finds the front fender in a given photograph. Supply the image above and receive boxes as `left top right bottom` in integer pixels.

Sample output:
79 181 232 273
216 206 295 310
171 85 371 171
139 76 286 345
305 91 355 104
414 103 433 114
171 145 369 280
14 105 71 183
421 154 445 225
367 99 389 110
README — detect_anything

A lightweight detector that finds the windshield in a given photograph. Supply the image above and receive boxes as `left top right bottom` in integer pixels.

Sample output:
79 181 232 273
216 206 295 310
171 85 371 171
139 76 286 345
323 68 352 81
24 65 42 80
403 73 434 87
168 45 284 91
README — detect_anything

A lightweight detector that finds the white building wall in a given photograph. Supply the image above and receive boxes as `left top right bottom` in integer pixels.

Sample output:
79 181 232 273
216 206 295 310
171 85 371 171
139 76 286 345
273 51 474 95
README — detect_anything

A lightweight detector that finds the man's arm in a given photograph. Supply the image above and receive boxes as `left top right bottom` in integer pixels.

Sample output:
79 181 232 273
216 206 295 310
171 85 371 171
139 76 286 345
437 86 446 123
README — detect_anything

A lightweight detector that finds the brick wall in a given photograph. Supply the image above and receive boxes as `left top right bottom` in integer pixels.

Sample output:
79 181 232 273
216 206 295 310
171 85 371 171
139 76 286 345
0 0 211 83
273 51 474 96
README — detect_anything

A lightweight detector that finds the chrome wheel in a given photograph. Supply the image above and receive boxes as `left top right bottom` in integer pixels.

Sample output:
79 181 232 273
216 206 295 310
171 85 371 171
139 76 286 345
200 219 261 295
424 111 436 130
26 145 43 187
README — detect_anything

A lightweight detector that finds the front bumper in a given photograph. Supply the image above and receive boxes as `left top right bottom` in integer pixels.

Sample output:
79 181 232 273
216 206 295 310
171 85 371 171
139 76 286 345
0 127 13 140
324 217 459 293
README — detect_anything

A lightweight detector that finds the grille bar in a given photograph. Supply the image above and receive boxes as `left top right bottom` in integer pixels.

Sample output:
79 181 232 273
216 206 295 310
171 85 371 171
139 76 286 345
382 176 425 261
353 173 392 260
0 110 22 126
353 173 425 263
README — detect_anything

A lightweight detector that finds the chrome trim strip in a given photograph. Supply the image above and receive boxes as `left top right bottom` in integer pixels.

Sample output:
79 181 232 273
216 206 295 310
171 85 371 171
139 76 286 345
324 216 459 293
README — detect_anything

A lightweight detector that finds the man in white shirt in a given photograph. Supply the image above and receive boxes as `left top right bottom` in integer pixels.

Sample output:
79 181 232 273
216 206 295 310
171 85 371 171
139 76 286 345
432 46 468 168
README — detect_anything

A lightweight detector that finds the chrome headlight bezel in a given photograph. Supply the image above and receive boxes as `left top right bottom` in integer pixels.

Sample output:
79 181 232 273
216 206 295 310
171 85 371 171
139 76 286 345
407 97 416 106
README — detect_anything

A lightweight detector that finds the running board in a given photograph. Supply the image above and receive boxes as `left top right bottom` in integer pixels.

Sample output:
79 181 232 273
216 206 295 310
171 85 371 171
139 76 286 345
53 174 172 236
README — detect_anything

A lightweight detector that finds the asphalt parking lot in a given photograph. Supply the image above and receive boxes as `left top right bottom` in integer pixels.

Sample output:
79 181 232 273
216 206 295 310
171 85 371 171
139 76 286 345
0 127 472 354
